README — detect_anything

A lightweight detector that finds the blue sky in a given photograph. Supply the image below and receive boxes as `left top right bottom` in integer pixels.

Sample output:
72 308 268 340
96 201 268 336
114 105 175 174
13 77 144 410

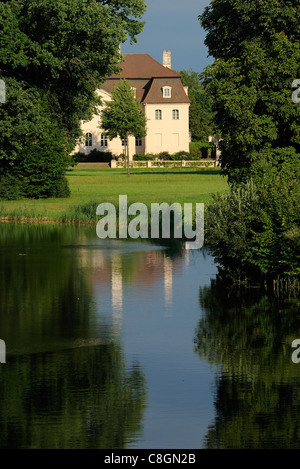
122 0 212 74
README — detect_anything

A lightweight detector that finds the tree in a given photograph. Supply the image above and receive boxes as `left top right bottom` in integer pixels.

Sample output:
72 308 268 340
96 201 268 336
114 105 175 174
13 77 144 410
178 69 215 142
0 0 147 197
199 0 300 183
101 79 147 176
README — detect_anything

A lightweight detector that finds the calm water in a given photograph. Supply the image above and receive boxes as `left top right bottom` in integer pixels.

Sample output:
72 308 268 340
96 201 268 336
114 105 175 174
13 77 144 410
0 223 299 449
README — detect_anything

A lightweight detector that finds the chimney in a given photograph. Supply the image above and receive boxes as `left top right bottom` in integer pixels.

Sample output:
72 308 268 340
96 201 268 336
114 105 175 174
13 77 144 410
163 50 171 69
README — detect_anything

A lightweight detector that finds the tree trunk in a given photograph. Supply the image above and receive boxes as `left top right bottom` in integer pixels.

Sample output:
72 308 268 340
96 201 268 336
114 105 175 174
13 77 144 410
126 134 130 177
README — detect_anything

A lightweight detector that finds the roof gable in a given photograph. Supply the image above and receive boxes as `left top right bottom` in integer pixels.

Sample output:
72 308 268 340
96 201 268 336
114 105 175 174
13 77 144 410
101 53 190 105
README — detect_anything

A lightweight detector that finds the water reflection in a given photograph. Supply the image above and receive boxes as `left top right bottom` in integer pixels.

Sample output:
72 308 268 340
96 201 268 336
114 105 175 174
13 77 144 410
194 277 300 449
0 224 150 448
0 223 189 449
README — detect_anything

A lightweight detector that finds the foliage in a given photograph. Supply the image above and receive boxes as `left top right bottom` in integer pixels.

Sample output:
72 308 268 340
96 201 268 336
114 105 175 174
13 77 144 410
157 151 171 160
132 150 214 161
0 0 146 196
73 149 113 163
0 78 73 198
178 69 215 141
132 153 155 161
199 0 300 183
205 157 300 282
0 174 22 200
189 141 214 158
101 79 147 176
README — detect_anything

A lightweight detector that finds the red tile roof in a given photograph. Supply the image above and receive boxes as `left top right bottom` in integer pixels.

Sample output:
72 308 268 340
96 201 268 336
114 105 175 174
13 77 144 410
110 53 181 79
102 53 190 105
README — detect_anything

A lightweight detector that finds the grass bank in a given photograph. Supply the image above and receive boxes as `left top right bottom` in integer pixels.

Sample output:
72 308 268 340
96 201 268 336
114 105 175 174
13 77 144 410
0 167 228 224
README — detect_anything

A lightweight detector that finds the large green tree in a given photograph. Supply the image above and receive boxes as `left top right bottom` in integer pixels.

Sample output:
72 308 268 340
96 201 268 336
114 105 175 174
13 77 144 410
199 0 300 183
101 79 147 176
0 0 147 197
178 69 215 142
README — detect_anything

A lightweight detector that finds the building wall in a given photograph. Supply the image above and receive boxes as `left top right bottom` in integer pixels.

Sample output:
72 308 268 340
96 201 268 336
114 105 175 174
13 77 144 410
144 103 190 155
74 90 190 160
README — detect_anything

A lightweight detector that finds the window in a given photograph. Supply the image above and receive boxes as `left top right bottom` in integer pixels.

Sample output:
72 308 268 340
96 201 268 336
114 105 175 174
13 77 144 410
162 86 171 98
131 87 137 98
122 138 128 146
85 133 92 147
101 134 108 147
172 109 179 120
136 138 142 147
155 109 162 120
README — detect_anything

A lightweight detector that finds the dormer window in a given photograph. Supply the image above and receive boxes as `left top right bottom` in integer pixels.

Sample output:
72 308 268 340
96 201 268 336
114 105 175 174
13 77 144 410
162 86 172 98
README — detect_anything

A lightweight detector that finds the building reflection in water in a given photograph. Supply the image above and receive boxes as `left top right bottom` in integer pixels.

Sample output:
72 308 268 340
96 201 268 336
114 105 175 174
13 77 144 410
79 241 186 325
111 254 123 320
163 255 173 309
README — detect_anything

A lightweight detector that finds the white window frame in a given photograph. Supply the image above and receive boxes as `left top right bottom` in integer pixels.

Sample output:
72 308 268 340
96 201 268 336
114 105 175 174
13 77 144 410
162 86 172 98
85 132 93 147
172 109 179 120
155 109 162 120
101 134 108 147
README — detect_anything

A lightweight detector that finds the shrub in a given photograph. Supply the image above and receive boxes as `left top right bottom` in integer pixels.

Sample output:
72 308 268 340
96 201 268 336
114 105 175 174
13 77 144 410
72 151 86 162
14 128 72 199
157 151 171 160
86 149 113 162
133 153 155 161
205 156 300 284
49 176 71 198
0 79 72 199
189 145 203 159
170 151 190 160
0 174 22 200
189 141 214 158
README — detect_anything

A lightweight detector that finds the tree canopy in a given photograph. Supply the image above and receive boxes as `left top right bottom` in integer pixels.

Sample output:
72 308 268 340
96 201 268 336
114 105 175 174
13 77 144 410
200 0 300 284
199 0 300 183
0 0 147 197
178 69 215 142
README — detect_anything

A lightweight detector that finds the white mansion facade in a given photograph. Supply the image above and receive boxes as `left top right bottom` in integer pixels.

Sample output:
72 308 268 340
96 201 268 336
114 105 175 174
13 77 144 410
75 51 190 160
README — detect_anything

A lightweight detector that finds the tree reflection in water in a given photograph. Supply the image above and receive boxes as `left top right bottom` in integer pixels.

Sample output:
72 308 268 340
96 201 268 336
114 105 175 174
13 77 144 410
194 276 300 449
0 223 147 449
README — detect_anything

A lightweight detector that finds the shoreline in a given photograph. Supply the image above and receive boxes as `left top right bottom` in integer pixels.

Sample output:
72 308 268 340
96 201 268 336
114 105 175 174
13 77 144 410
0 216 96 226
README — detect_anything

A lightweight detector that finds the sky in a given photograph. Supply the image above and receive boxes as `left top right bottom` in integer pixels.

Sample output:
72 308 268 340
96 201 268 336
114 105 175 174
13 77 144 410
122 0 213 74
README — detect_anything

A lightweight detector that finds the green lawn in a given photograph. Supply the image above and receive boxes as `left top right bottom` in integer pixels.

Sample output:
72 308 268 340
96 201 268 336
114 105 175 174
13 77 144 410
0 167 228 222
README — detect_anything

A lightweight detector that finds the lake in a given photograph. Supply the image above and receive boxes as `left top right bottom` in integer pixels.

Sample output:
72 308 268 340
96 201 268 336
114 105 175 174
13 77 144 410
0 223 299 449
